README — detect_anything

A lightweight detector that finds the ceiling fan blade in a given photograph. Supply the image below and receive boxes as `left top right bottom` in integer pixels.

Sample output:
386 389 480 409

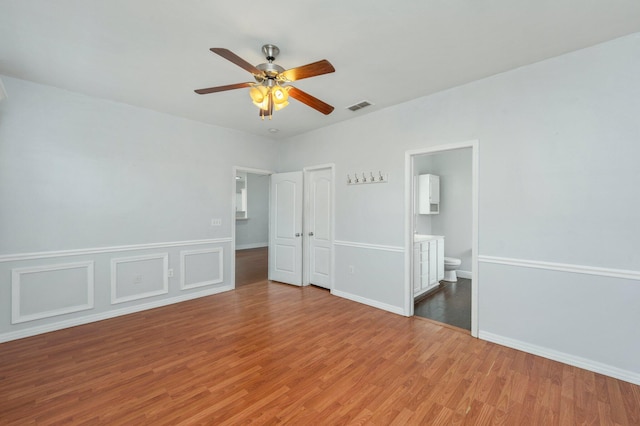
280 60 335 82
210 48 262 75
194 82 253 94
288 86 334 115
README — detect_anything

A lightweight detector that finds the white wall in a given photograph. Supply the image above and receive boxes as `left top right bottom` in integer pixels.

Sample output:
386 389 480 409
415 149 473 273
0 76 278 341
278 33 640 383
235 173 269 249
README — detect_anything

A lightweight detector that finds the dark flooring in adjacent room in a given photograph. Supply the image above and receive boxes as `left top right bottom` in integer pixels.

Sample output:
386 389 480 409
235 247 268 286
414 278 472 331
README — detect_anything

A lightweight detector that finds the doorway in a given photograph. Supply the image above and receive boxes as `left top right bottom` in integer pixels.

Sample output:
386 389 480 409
232 165 334 290
405 141 479 337
232 167 272 288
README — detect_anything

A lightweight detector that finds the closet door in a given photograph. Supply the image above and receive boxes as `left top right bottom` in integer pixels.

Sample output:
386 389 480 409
268 172 303 286
307 168 332 289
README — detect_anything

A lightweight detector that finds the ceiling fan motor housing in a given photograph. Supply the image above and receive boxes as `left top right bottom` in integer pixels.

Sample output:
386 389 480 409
256 45 285 84
256 62 285 80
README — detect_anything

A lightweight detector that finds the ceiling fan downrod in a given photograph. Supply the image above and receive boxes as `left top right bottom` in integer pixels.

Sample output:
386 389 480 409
262 44 279 63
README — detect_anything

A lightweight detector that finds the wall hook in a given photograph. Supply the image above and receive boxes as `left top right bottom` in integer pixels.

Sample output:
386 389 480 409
347 171 388 185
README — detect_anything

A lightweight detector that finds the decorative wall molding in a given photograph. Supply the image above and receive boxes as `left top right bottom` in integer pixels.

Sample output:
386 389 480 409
0 238 232 263
11 261 94 324
479 331 640 386
235 242 268 251
331 289 404 316
1 284 233 344
478 255 640 281
110 253 169 304
180 248 224 290
334 240 404 253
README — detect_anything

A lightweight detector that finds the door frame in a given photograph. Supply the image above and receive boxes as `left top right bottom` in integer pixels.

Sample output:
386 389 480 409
303 164 335 288
231 166 273 288
404 140 479 337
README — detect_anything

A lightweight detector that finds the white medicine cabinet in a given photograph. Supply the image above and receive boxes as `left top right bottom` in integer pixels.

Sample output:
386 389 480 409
236 172 248 220
418 174 440 214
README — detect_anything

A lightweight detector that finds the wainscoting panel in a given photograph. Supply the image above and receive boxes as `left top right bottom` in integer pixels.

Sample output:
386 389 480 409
1 239 232 343
478 258 640 385
110 253 169 304
332 241 405 312
180 248 224 290
11 261 94 324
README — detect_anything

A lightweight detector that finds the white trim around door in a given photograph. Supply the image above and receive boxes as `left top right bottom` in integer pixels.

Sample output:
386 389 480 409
231 166 273 289
404 140 479 337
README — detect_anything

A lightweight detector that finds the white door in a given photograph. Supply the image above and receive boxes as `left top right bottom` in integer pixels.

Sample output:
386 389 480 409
307 168 332 288
269 171 303 285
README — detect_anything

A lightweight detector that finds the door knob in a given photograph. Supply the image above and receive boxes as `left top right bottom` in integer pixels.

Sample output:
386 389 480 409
309 232 314 236
295 233 301 237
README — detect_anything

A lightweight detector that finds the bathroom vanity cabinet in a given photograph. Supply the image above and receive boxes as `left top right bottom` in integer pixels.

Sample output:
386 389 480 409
413 235 445 298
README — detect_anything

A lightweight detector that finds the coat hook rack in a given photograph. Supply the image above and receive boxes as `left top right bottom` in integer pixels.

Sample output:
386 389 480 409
347 171 388 185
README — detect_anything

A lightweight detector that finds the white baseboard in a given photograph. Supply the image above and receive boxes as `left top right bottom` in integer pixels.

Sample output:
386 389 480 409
331 289 404 316
0 285 234 344
236 243 268 250
479 331 640 386
457 270 472 279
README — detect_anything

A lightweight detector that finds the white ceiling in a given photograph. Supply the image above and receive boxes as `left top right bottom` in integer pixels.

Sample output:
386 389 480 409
1 1 640 140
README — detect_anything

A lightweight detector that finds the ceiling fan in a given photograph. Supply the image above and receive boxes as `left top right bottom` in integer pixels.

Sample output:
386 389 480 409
194 44 335 119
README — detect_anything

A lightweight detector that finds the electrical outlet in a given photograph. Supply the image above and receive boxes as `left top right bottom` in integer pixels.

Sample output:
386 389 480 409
211 218 222 226
168 268 174 278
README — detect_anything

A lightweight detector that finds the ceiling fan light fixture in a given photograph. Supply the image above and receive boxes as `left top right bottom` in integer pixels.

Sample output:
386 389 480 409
249 85 268 104
274 100 289 111
272 86 289 104
253 98 269 109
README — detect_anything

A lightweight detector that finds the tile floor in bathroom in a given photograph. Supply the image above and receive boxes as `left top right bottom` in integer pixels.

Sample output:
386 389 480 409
414 278 471 331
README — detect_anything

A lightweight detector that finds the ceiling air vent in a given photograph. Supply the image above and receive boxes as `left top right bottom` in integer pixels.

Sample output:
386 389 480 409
347 100 373 112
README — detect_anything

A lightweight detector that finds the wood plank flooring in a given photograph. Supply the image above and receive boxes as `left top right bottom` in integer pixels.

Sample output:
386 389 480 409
1 281 639 424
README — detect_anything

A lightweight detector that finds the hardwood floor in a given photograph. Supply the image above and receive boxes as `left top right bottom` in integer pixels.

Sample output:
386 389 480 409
1 282 639 424
235 247 268 287
415 278 472 331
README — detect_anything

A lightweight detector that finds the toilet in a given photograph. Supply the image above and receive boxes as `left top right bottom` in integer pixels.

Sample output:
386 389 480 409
443 257 462 282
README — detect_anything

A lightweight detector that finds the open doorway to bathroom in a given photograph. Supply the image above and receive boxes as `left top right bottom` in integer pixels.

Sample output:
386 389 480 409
406 141 478 336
